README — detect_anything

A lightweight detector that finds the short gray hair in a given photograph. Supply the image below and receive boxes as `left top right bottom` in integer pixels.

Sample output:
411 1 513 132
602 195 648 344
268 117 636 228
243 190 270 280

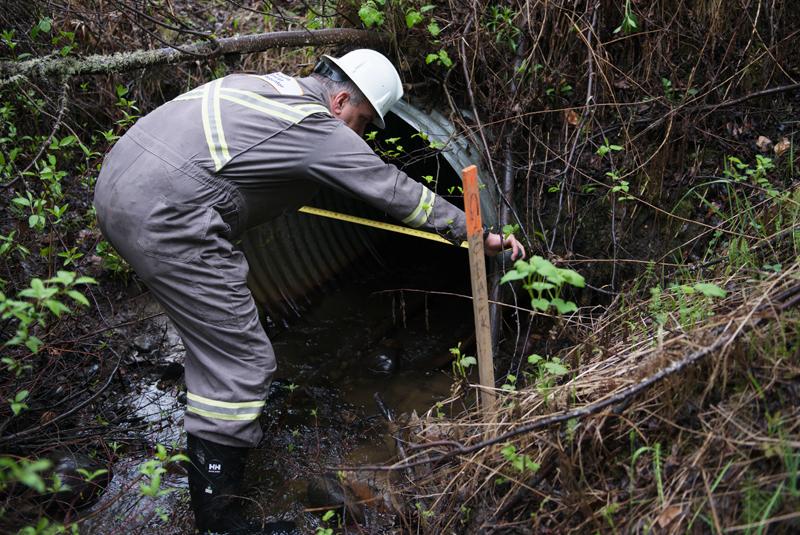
311 73 366 107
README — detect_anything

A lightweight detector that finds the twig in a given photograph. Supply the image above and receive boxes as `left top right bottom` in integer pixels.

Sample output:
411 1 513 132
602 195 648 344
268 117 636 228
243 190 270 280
0 347 123 445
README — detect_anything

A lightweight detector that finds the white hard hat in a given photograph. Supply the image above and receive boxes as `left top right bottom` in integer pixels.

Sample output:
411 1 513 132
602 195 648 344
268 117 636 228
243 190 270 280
321 49 404 129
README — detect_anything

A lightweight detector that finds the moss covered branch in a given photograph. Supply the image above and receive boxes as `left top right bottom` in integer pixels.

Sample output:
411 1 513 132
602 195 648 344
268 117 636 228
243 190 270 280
0 28 387 84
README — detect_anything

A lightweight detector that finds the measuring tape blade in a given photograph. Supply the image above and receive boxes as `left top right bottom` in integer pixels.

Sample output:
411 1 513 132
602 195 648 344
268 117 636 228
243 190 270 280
298 206 468 249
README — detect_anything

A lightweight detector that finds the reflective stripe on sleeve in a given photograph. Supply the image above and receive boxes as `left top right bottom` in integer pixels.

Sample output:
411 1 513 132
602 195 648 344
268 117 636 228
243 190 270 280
402 185 436 228
186 391 265 421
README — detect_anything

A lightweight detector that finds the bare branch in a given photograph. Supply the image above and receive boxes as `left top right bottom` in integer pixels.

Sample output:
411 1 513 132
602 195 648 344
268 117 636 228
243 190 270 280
0 28 388 84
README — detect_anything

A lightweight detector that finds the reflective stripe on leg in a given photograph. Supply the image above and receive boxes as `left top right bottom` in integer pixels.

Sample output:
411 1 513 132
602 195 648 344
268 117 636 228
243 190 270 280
186 392 265 421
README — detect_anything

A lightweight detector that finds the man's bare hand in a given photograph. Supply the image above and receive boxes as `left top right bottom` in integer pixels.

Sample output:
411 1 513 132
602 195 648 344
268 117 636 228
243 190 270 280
484 232 526 260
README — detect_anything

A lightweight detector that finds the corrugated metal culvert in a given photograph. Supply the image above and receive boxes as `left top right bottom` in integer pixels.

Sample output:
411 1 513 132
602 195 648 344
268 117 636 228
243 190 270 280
242 101 496 325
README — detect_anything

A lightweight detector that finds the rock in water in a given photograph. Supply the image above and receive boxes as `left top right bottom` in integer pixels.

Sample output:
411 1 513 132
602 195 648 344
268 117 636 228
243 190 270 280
366 338 402 376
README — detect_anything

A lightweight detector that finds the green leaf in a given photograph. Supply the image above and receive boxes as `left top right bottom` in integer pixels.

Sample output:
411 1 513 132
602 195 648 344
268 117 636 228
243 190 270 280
74 276 97 285
405 10 423 28
18 466 48 493
59 135 76 147
551 298 577 314
500 270 527 284
12 196 31 207
44 299 70 317
538 262 564 285
527 354 543 365
38 18 52 34
66 290 90 307
558 269 585 288
15 389 29 402
693 282 726 298
500 444 516 458
531 298 550 311
543 360 569 376
28 214 44 229
460 356 477 367
438 49 453 68
19 279 58 300
529 281 555 292
513 259 535 274
25 336 43 353
427 21 441 36
358 2 384 28
47 270 75 286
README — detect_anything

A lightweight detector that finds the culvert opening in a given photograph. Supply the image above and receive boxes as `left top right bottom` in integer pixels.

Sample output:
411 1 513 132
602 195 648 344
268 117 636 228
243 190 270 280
243 102 495 334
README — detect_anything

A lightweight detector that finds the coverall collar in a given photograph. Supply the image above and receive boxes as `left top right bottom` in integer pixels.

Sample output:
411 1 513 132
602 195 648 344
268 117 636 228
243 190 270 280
297 76 332 115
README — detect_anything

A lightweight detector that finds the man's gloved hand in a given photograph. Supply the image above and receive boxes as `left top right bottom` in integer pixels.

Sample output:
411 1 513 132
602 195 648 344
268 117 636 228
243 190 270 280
484 232 526 260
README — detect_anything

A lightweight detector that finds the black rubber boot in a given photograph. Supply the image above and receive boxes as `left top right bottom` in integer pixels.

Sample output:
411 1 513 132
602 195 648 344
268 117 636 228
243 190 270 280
186 434 298 535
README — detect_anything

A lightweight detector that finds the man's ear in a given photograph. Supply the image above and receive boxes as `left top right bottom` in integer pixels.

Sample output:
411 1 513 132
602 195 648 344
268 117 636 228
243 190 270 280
330 91 351 116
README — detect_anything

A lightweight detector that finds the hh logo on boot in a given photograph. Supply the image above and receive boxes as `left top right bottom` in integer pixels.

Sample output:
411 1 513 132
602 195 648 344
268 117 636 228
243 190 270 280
208 462 222 474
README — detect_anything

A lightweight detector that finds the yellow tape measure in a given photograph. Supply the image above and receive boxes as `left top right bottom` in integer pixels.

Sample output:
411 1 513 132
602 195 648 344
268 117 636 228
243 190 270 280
298 205 468 249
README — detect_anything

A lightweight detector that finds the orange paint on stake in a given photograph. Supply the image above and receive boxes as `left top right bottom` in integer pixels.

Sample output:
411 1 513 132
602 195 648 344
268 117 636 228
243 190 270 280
462 165 496 411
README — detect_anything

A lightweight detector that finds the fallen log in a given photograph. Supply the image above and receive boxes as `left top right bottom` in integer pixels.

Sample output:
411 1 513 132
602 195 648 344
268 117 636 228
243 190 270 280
0 28 387 84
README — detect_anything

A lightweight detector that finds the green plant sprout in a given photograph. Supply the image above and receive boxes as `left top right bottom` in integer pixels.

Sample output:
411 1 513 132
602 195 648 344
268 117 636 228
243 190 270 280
500 444 539 474
630 442 665 506
138 444 188 498
1 270 96 353
596 138 623 158
0 231 30 259
502 223 520 239
426 49 453 68
501 374 517 392
450 343 476 379
500 256 585 313
649 281 726 329
614 0 638 34
525 354 570 396
9 389 29 416
358 0 385 28
405 5 435 28
606 170 634 202
76 467 108 482
485 5 522 52
315 509 337 535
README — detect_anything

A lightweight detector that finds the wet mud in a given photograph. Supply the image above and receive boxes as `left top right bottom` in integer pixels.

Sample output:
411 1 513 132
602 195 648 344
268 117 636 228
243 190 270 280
86 241 473 533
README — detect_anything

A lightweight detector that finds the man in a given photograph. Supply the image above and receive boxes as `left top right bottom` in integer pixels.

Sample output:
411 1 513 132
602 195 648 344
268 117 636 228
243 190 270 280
94 49 524 533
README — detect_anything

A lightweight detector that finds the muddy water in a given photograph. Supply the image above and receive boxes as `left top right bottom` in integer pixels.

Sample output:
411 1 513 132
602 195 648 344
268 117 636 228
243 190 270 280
88 242 473 533
246 248 474 530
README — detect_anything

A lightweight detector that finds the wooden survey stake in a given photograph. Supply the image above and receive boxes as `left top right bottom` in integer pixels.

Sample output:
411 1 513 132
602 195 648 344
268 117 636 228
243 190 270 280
462 165 496 411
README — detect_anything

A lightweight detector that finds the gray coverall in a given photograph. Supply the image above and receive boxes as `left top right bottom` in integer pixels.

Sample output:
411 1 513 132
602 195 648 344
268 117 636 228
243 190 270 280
94 73 468 448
